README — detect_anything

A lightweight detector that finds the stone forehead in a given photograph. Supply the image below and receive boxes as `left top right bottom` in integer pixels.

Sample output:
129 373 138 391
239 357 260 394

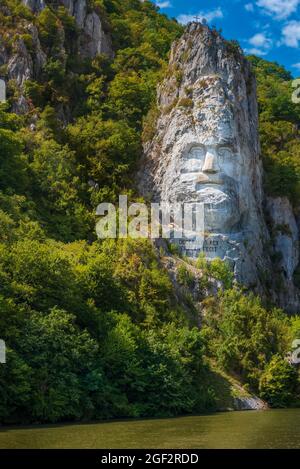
188 77 236 137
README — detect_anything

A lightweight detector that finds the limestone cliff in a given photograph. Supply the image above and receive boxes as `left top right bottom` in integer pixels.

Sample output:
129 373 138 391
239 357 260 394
139 22 300 312
23 0 113 59
0 0 113 114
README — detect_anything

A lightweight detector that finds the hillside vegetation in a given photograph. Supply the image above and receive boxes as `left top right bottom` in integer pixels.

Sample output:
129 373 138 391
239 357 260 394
0 1 299 423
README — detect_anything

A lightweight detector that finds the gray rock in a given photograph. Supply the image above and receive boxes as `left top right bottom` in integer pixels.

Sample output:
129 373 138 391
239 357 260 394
12 94 30 114
139 23 270 290
79 11 113 59
22 0 46 12
6 23 47 114
0 42 8 67
267 197 299 281
23 0 113 59
234 397 267 411
266 197 300 312
26 23 47 76
64 0 113 59
139 22 300 311
59 1 113 58
61 0 87 28
8 38 33 87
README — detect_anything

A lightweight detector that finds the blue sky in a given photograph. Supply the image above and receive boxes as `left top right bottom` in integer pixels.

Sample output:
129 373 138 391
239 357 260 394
154 0 300 76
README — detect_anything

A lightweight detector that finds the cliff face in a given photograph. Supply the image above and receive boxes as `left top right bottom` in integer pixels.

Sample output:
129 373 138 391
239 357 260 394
59 0 113 58
0 0 113 114
139 23 300 312
22 0 113 58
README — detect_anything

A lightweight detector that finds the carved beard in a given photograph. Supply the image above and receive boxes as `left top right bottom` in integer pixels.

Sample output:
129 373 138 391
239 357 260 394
196 178 242 233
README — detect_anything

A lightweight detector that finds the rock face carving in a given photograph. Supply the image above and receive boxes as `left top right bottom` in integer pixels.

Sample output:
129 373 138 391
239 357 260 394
139 22 300 311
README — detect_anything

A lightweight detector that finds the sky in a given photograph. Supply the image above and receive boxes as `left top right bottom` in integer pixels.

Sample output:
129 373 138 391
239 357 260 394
153 0 300 76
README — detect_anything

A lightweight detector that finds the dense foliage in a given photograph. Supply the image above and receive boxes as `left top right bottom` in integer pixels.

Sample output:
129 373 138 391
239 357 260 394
202 290 292 388
0 1 299 424
0 0 215 424
248 56 300 204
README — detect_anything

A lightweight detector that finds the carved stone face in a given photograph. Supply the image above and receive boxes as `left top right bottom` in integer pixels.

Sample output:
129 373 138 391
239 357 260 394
176 137 245 233
158 75 253 236
141 24 270 288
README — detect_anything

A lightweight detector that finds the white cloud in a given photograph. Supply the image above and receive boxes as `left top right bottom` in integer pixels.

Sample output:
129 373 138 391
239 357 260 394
249 32 273 47
293 63 300 70
246 47 269 55
155 1 172 8
245 3 255 11
256 0 300 20
177 8 224 25
282 20 300 46
245 32 273 56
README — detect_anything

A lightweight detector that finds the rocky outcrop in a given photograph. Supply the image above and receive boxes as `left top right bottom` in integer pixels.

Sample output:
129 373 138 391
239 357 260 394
23 0 113 59
5 22 46 113
266 197 300 311
78 10 113 58
22 0 45 12
2 20 46 87
139 23 269 288
61 0 87 27
8 37 33 87
1 1 113 113
267 197 299 281
139 22 300 312
233 396 267 411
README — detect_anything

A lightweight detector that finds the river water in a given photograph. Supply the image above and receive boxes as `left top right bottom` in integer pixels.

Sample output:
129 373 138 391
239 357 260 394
0 409 300 449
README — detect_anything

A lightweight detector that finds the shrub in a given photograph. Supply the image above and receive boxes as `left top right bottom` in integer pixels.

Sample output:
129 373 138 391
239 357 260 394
178 97 193 108
177 264 194 287
259 355 298 407
203 289 291 388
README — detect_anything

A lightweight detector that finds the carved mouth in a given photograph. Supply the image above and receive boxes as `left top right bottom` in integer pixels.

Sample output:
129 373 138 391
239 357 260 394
196 176 224 185
199 180 223 185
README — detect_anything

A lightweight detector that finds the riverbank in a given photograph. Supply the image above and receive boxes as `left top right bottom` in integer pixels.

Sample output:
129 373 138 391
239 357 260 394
0 409 299 449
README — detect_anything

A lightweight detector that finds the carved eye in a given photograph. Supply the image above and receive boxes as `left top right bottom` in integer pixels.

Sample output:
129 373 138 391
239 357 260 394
189 146 205 159
218 147 233 161
181 146 206 174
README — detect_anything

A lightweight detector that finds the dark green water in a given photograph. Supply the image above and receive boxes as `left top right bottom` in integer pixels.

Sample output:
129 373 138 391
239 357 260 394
1 409 300 449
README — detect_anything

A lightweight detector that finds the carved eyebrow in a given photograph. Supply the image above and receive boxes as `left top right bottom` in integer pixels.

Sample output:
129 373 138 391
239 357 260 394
216 142 234 148
218 146 234 151
185 146 206 157
217 145 238 154
189 144 205 151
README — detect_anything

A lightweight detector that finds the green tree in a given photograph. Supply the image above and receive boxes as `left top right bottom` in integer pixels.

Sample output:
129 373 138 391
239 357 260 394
259 355 298 407
15 308 100 422
202 289 290 388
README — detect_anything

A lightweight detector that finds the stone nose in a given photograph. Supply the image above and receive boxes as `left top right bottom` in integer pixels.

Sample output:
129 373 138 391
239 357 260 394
202 150 220 174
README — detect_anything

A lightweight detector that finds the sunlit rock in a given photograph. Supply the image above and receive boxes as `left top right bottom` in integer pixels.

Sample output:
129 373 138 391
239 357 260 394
139 22 300 310
22 0 45 12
